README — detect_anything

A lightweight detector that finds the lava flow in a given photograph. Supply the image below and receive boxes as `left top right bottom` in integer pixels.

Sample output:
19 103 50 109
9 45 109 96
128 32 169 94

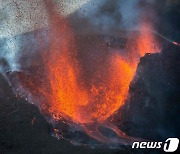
13 0 161 145
42 0 136 125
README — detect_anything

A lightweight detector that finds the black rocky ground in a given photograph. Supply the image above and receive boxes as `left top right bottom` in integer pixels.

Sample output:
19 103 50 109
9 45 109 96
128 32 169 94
0 74 123 154
117 42 180 141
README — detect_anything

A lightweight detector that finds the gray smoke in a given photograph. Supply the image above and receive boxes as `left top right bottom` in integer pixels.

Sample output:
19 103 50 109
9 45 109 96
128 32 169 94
0 37 20 72
0 0 158 72
75 0 157 33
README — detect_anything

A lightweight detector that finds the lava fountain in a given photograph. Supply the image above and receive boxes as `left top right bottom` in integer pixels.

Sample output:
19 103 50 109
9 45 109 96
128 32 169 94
10 0 161 145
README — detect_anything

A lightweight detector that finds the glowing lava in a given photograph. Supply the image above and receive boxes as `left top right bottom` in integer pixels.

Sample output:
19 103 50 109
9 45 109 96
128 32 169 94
42 0 135 124
39 0 160 128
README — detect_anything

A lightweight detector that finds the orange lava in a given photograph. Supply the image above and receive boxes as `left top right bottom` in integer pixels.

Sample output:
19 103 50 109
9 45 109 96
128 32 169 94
137 22 160 57
39 0 160 125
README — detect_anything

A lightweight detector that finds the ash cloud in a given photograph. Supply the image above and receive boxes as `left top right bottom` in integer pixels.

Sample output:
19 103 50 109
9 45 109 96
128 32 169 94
75 0 157 33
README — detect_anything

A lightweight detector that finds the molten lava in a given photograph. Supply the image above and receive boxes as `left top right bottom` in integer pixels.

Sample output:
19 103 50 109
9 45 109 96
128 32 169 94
42 7 135 124
137 22 160 57
39 0 160 126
